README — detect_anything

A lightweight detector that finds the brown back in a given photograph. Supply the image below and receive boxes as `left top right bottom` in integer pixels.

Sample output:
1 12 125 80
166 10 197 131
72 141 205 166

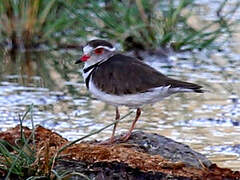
92 54 203 95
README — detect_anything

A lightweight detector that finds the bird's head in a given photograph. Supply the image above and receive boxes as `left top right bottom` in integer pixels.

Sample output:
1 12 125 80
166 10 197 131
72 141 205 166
75 39 115 66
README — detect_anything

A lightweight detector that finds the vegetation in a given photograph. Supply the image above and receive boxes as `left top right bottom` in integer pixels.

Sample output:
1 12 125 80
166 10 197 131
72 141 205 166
0 0 82 49
0 105 133 179
0 0 238 52
0 1 239 179
80 0 238 51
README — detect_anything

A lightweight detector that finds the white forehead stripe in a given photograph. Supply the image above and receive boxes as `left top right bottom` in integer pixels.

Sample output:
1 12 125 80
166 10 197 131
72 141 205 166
83 45 93 54
94 46 116 51
83 45 115 54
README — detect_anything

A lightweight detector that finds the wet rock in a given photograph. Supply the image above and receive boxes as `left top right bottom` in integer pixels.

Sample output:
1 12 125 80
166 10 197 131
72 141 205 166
120 131 212 168
0 126 239 180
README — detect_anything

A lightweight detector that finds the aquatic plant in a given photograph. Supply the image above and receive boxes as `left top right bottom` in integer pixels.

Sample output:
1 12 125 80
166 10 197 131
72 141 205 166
80 0 238 51
0 0 238 52
0 0 82 50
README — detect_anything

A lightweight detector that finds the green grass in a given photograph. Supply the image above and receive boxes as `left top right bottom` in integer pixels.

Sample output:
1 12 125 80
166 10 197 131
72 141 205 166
0 0 238 52
0 105 36 179
0 105 133 180
79 0 238 51
0 0 83 49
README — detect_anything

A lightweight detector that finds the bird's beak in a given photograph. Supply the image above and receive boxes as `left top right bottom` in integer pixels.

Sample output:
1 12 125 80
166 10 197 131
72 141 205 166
75 54 90 64
75 58 82 64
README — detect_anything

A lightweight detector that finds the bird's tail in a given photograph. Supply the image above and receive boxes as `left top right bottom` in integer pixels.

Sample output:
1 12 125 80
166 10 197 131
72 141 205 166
167 78 204 93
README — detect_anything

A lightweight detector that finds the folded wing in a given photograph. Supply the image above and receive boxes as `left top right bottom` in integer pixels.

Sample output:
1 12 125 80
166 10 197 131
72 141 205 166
92 54 203 95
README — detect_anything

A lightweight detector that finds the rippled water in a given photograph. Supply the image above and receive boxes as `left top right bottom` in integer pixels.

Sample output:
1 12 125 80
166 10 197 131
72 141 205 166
0 1 240 171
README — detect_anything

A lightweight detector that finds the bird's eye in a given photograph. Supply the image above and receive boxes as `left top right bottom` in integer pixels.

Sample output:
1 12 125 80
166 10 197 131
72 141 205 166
94 48 104 54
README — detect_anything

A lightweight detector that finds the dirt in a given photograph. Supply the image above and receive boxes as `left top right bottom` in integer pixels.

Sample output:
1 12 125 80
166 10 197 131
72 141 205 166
0 125 239 180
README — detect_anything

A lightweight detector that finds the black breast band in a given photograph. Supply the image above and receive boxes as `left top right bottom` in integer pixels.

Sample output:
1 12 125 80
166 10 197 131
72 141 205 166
84 61 102 89
83 58 112 89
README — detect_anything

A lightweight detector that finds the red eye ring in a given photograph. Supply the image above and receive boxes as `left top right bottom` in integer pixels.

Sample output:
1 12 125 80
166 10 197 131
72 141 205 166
94 48 104 54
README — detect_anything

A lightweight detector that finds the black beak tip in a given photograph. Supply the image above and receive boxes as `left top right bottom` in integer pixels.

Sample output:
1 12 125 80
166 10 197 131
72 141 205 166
75 59 81 64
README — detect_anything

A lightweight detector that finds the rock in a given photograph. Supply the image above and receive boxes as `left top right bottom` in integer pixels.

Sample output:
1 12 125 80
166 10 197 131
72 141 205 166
0 126 239 180
120 131 212 168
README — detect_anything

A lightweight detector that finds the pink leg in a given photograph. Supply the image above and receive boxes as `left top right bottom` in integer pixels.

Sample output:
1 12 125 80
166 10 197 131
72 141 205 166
121 108 141 142
109 107 120 143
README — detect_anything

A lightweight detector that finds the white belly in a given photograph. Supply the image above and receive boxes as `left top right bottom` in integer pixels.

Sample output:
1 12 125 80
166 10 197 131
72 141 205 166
88 78 182 108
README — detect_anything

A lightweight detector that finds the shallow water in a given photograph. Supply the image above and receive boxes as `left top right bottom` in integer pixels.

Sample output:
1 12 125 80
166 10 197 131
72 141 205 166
0 1 240 171
0 45 239 170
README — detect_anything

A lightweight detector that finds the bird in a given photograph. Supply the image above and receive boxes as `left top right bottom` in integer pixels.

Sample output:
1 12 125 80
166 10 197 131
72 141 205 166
75 39 203 143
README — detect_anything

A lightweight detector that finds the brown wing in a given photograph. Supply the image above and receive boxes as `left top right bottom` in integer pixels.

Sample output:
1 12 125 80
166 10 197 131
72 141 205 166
92 54 202 95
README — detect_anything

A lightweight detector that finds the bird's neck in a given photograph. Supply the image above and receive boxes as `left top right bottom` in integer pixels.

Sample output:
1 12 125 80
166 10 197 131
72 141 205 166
83 61 101 73
83 52 115 72
82 53 114 82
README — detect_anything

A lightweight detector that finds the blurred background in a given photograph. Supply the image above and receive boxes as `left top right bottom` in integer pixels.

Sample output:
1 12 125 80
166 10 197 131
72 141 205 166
0 0 239 170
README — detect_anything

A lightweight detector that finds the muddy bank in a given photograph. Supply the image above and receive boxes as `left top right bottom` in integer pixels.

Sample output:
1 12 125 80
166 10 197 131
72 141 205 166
0 125 239 180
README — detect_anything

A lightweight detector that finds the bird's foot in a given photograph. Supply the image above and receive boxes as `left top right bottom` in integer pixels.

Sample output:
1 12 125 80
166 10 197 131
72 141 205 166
119 132 131 142
97 132 132 145
97 136 116 145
